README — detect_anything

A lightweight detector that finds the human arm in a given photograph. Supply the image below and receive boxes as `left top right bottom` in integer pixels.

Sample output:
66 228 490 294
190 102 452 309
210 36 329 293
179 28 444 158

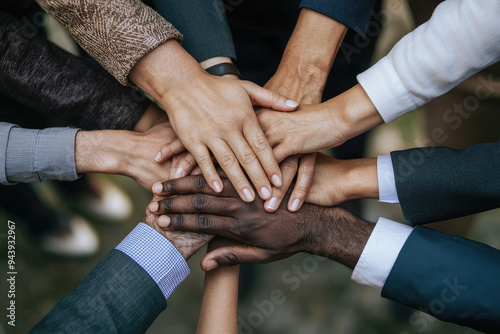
0 12 150 131
0 120 196 190
391 143 500 225
149 175 500 332
37 0 298 201
260 0 500 160
30 201 210 333
196 238 239 334
260 8 347 212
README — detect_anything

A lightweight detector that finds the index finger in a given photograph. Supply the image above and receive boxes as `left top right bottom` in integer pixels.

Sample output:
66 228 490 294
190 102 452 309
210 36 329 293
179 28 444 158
152 175 237 197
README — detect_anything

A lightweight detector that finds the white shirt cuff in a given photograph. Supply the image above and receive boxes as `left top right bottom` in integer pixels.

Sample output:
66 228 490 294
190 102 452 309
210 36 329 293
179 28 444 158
377 155 399 203
357 56 417 124
116 223 190 300
351 217 412 291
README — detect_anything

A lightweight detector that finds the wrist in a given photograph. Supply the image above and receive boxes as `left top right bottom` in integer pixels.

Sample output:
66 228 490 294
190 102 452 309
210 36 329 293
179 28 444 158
325 84 383 143
343 158 379 201
279 8 347 88
129 40 205 102
75 130 131 176
313 208 375 269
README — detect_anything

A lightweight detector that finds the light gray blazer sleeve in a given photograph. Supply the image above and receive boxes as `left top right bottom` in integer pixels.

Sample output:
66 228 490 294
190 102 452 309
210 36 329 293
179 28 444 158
0 122 79 185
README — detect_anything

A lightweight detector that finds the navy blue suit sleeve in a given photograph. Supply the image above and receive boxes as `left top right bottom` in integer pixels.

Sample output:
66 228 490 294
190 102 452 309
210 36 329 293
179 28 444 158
299 0 376 36
30 250 166 333
382 227 500 333
391 143 500 225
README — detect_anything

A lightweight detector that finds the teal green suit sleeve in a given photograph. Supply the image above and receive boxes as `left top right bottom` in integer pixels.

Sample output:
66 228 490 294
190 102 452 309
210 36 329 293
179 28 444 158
382 227 500 333
30 250 166 333
391 143 500 225
153 0 236 62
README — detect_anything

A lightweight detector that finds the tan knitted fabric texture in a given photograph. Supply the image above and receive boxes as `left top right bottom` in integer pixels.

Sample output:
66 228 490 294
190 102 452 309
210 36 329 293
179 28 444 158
36 0 183 86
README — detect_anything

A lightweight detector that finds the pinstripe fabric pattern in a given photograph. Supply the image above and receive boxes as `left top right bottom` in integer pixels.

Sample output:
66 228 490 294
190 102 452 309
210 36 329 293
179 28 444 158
36 0 183 86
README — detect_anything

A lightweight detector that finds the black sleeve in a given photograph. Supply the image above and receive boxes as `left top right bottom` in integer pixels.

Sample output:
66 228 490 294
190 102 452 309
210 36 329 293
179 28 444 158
0 12 150 130
391 143 500 225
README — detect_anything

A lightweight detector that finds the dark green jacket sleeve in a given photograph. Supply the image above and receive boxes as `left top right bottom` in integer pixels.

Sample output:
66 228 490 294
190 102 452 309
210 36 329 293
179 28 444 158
153 0 236 62
382 226 500 333
30 250 166 333
391 143 500 225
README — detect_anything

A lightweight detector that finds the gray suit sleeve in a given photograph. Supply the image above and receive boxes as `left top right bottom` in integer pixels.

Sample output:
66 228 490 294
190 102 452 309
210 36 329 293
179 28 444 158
30 250 167 333
0 122 79 185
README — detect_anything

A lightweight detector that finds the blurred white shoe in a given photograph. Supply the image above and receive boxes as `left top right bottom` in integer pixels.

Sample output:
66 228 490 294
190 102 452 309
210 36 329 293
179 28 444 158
83 175 133 222
39 216 99 257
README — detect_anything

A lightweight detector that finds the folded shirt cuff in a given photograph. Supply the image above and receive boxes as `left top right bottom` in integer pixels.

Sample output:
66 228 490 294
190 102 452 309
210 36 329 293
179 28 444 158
357 56 418 123
5 126 79 183
116 223 190 300
377 155 399 203
351 217 412 291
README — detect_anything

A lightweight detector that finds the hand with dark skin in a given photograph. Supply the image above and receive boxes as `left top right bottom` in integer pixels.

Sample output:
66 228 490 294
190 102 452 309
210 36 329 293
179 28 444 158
148 174 375 271
145 193 212 260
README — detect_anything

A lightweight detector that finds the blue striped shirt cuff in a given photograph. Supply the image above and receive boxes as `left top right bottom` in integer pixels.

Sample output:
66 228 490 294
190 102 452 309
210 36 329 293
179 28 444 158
116 223 190 300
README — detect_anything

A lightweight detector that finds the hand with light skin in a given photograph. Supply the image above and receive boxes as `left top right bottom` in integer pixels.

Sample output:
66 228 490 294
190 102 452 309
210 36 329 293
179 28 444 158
129 40 299 203
75 121 197 192
305 153 379 206
259 83 384 163
148 174 375 271
259 8 348 213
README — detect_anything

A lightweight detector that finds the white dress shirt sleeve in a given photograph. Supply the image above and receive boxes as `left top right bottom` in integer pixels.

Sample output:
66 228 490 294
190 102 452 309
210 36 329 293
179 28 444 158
351 217 412 291
377 155 399 203
116 223 190 300
357 0 500 123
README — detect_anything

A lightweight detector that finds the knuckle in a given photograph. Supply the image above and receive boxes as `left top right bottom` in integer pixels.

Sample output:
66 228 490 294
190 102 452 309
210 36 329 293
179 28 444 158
293 186 309 198
165 181 177 193
253 136 269 152
173 214 184 228
191 195 208 211
281 160 298 175
161 199 172 211
301 162 316 176
240 151 256 165
230 218 252 237
196 215 211 232
220 153 236 168
194 175 208 190
225 252 240 266
197 155 212 167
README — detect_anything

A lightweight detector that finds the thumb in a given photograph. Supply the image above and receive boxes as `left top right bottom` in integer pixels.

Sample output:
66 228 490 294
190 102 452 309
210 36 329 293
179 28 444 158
201 245 271 271
240 81 298 111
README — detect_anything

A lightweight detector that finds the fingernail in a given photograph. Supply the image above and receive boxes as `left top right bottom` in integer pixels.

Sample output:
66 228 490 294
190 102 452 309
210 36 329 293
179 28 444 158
153 182 163 194
285 99 299 108
260 186 271 199
271 174 282 187
154 151 162 162
158 216 171 227
213 181 223 193
175 167 185 178
149 202 158 212
242 188 254 202
290 199 301 212
265 197 278 210
205 260 218 271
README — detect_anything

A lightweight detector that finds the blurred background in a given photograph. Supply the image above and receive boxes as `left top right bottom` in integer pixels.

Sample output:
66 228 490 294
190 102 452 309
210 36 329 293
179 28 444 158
1 0 499 333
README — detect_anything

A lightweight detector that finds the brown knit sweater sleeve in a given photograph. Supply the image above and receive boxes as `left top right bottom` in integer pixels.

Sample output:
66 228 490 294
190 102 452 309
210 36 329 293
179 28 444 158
36 0 183 86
